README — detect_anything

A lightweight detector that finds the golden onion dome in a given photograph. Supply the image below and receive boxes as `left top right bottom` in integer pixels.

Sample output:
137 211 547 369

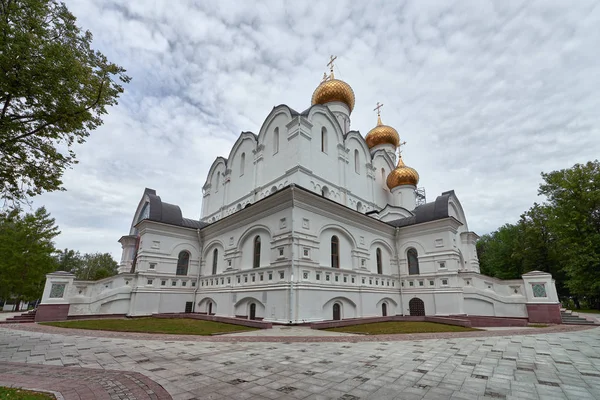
311 77 356 112
386 156 419 189
365 115 400 148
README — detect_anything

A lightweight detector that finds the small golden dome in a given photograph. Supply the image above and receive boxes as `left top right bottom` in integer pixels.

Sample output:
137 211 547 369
365 115 400 148
386 156 419 189
311 78 355 112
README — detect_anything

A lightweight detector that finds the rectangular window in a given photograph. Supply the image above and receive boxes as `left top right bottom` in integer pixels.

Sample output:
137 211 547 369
149 263 156 270
442 279 448 286
439 262 446 269
259 274 264 281
303 248 310 258
161 280 166 286
429 280 434 286
147 279 153 285
326 274 331 281
227 277 231 284
172 281 177 286
409 281 414 287
392 281 395 287
279 271 285 279
237 276 241 284
220 278 224 284
419 281 424 287
182 281 187 287
316 273 321 281
369 279 372 285
362 277 365 284
351 276 355 283
401 281 404 287
269 272 273 280
244 276 248 283
252 275 256 282
335 275 339 282
191 281 196 287
343 276 347 283
303 271 309 280
278 247 284 256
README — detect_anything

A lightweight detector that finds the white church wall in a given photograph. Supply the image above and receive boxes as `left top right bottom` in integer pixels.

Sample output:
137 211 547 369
224 134 257 209
344 135 372 204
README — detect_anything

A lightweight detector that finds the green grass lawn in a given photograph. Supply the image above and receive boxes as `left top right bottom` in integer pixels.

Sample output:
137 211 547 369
324 321 479 335
0 387 54 399
575 309 600 314
41 318 258 335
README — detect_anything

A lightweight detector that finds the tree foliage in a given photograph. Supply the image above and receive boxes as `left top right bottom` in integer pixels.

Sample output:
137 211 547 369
0 0 130 203
73 252 119 281
0 206 59 302
477 160 600 307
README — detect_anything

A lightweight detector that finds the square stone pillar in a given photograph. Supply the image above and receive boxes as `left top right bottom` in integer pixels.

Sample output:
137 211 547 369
36 271 75 322
522 271 561 324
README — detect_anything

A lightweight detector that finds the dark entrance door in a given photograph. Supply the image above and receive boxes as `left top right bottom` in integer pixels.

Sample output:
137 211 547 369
185 301 193 313
409 298 425 316
382 303 387 317
249 303 256 320
333 303 341 320
208 302 213 315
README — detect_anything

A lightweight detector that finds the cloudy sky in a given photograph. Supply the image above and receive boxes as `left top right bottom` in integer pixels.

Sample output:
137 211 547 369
33 0 600 260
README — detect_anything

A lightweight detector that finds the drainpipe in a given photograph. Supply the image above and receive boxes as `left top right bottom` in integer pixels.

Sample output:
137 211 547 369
193 228 204 312
289 186 296 324
395 227 404 315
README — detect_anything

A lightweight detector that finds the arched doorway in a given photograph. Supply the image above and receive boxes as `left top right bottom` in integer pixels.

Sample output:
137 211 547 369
333 303 341 320
249 303 256 320
409 298 425 316
208 302 213 315
382 303 387 317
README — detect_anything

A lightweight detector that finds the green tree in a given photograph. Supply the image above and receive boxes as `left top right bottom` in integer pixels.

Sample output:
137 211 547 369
539 160 600 308
477 223 525 279
55 247 83 272
74 252 118 281
0 0 130 203
0 206 59 309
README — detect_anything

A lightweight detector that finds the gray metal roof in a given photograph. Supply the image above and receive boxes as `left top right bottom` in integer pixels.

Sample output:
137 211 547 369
145 194 208 229
386 192 453 228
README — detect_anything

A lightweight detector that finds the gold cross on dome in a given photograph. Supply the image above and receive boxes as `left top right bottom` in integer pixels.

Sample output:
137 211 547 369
373 102 384 116
398 140 407 155
327 55 337 74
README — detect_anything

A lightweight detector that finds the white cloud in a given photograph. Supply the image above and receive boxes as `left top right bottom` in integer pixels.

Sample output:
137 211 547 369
33 0 600 260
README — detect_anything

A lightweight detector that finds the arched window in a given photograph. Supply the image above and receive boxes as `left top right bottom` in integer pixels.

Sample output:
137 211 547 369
240 153 245 176
253 236 261 268
331 236 339 268
376 248 383 274
176 251 189 275
356 201 362 212
354 149 360 174
407 248 420 275
321 127 327 153
381 168 385 182
321 186 329 198
215 172 220 192
273 128 279 154
212 249 218 275
382 302 387 317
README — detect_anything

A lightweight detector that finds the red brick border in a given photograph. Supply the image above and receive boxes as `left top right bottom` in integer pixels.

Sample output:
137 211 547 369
0 362 172 400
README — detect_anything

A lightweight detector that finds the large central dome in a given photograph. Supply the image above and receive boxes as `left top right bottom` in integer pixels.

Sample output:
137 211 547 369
311 78 355 112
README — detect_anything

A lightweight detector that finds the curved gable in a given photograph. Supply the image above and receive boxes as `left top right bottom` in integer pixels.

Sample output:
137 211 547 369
226 131 258 162
257 105 295 146
444 190 469 230
307 104 345 145
344 132 371 159
203 156 228 190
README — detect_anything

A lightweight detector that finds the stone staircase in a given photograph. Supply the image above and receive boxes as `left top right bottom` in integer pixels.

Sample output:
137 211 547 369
561 308 598 325
0 309 36 324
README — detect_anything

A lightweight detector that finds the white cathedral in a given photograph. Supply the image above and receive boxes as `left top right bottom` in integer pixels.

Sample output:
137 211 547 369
38 61 561 325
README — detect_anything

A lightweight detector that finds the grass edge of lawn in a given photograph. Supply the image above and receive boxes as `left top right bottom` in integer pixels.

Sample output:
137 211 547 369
323 321 480 335
40 317 258 336
0 386 55 400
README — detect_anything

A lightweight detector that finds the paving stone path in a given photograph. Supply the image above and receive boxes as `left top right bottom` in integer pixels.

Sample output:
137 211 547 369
1 325 600 400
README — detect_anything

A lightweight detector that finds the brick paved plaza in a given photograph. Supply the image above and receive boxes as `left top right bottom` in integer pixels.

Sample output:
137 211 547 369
1 325 599 400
